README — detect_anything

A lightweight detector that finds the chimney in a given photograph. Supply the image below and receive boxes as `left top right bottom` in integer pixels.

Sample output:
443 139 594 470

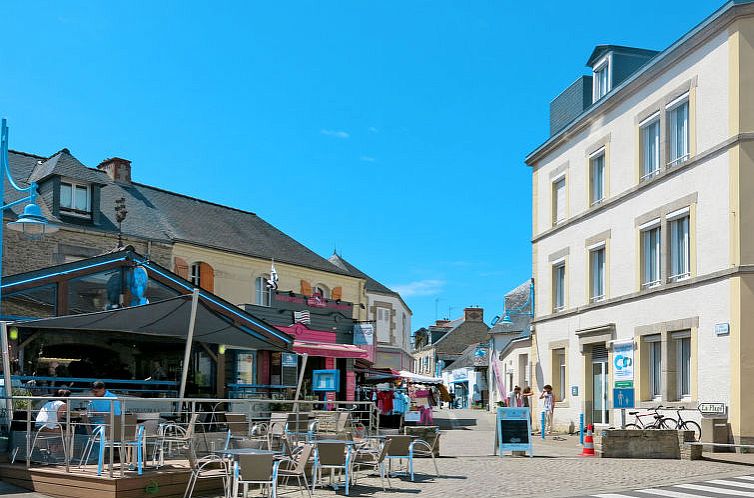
464 307 484 322
98 157 132 184
434 319 451 327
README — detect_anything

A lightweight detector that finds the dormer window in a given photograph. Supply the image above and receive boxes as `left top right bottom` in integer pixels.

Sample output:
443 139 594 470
60 181 91 216
592 57 611 102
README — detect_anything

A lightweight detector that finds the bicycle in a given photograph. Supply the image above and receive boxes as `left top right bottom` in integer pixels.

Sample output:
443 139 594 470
624 405 677 430
672 407 702 441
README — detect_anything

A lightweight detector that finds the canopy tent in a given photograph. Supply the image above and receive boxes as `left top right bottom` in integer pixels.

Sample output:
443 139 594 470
11 293 290 351
398 370 444 384
6 292 293 405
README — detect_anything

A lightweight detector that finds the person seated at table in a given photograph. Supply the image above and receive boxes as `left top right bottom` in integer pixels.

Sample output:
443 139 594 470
35 389 71 431
87 381 121 424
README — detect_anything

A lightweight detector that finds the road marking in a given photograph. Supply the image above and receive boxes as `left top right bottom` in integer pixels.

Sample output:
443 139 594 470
636 488 716 497
707 480 754 489
674 483 754 496
593 494 636 497
733 477 754 482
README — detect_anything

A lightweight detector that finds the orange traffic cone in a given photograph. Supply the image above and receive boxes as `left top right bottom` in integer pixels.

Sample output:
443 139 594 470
581 424 595 457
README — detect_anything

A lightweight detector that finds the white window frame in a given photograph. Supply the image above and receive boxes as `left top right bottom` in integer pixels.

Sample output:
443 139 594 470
667 95 690 167
668 209 691 282
646 335 663 401
552 175 566 226
589 149 606 205
313 284 329 298
640 222 662 289
673 331 692 401
558 350 566 402
589 244 606 302
640 114 661 181
60 180 92 216
552 260 566 312
592 56 612 102
190 263 201 288
255 275 272 307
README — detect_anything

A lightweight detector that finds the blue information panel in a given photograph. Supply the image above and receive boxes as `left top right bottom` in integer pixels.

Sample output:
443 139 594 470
312 369 340 392
496 407 533 457
613 388 635 409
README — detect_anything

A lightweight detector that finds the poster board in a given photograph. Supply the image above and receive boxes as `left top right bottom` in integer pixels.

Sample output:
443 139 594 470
312 369 340 392
281 353 298 386
496 407 533 457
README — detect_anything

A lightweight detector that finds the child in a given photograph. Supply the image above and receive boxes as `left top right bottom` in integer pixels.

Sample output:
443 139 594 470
539 384 554 434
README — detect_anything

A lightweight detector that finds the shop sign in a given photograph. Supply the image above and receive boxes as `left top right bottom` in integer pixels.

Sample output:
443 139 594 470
452 369 468 381
698 402 726 416
614 381 633 389
281 353 298 368
496 407 533 457
353 323 374 346
613 341 634 385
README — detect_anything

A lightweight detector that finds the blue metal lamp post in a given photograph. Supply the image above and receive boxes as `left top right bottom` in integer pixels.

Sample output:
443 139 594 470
0 118 58 421
501 278 535 324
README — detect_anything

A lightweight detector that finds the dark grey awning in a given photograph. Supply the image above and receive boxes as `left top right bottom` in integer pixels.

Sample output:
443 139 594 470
12 295 290 351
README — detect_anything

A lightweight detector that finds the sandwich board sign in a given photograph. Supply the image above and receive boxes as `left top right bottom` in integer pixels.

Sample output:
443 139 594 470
495 407 533 457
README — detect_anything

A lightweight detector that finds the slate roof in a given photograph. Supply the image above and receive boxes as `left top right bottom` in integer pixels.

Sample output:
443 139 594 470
443 342 488 372
431 315 489 357
327 254 395 295
488 280 532 337
6 149 353 276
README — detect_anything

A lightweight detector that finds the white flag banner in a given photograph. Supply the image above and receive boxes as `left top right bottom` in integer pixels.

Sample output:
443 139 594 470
294 310 310 324
267 260 279 290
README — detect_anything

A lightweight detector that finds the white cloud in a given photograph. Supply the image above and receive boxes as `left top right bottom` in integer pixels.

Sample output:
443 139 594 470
320 129 350 139
360 156 376 162
391 279 445 297
368 126 379 134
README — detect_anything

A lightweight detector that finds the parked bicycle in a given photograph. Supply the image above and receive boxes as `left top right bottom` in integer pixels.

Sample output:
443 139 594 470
624 405 677 430
672 406 702 441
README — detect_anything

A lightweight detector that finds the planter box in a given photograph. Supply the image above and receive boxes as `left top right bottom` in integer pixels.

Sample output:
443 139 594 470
595 429 697 459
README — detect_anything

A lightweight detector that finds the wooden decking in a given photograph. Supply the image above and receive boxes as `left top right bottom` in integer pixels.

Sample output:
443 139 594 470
0 461 224 498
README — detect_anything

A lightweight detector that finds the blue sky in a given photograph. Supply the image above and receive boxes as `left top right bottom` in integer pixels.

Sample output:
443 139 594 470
1 1 722 329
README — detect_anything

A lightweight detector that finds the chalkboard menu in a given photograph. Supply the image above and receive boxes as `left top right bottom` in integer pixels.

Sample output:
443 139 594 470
496 407 533 457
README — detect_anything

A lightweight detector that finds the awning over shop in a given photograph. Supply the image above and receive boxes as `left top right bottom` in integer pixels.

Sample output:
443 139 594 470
12 294 291 351
398 370 443 384
292 341 369 359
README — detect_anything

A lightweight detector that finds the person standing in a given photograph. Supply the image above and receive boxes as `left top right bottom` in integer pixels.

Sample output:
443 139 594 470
540 384 555 434
507 386 522 407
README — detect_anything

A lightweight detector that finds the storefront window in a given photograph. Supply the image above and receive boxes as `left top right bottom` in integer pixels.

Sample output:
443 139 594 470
235 350 256 384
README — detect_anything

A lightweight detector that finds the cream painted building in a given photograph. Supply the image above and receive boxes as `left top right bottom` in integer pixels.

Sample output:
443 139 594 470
525 1 754 442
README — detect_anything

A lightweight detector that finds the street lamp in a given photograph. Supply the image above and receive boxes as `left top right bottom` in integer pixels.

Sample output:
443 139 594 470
501 278 535 324
0 118 58 422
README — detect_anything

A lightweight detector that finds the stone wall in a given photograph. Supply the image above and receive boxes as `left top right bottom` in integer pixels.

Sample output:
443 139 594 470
3 226 173 276
595 429 699 459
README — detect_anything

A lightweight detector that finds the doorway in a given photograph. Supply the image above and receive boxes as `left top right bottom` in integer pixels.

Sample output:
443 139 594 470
591 344 609 425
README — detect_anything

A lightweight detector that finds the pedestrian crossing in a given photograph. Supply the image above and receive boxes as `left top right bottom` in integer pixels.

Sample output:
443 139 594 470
587 475 754 497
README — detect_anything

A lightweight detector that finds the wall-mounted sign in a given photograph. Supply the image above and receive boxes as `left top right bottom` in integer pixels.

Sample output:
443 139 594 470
715 323 730 336
281 353 298 368
698 402 726 416
312 369 340 392
613 341 634 386
571 385 579 397
496 407 532 457
353 323 374 346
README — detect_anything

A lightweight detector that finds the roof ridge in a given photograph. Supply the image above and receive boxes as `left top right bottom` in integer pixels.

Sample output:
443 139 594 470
9 149 45 160
130 180 258 217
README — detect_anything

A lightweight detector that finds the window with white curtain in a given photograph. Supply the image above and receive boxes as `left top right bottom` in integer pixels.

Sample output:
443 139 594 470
255 276 271 306
647 336 662 400
558 350 566 401
640 117 661 180
669 213 690 281
590 152 605 205
553 262 566 311
60 182 91 214
590 246 606 301
668 98 689 166
593 60 610 101
552 177 566 225
641 225 661 288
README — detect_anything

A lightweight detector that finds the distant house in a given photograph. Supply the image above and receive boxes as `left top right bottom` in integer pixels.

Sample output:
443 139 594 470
412 307 489 378
328 254 413 370
442 342 489 408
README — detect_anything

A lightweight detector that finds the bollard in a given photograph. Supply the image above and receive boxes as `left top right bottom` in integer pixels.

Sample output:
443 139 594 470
579 413 585 446
541 411 546 440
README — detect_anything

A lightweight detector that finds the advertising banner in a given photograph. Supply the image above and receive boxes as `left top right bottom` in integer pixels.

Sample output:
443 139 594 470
613 341 634 386
353 323 374 346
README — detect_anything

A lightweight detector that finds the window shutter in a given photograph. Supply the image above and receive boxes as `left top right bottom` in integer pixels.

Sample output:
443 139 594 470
331 286 342 300
199 262 214 293
174 257 189 280
300 280 312 295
